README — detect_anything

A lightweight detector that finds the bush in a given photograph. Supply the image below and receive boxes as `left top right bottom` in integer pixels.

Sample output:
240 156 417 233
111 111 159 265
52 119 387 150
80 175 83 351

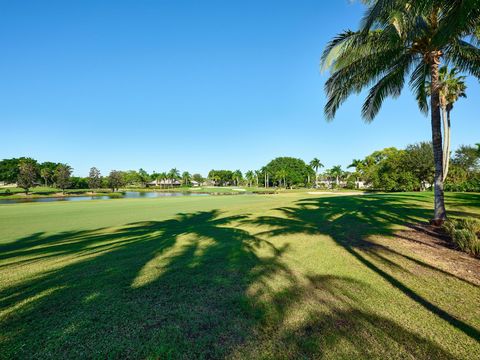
442 218 480 256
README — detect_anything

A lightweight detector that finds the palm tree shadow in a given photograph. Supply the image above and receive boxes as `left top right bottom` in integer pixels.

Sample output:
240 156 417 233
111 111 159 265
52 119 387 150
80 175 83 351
248 194 480 342
0 210 292 358
1 203 476 358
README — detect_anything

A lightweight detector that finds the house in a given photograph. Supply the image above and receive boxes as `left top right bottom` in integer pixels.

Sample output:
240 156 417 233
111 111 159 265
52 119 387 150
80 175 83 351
190 180 200 187
147 179 182 187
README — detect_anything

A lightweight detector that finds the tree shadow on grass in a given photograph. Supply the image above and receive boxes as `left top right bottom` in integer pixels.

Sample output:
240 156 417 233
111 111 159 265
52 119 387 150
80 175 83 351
248 194 480 343
0 203 475 358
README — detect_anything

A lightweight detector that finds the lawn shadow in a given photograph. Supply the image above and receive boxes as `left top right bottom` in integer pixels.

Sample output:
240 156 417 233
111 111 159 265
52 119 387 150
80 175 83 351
0 201 476 358
248 194 480 343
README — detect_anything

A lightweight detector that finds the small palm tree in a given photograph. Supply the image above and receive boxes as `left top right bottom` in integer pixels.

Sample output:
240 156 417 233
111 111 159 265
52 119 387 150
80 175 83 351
348 159 364 189
330 165 343 187
181 171 191 186
168 168 180 188
233 170 243 187
309 158 324 188
245 170 254 187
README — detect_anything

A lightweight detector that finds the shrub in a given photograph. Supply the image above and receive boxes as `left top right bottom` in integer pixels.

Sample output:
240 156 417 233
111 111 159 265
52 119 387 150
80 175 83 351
442 218 480 257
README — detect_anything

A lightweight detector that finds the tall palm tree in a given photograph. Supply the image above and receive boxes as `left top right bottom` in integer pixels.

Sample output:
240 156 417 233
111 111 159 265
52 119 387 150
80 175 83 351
309 158 324 188
321 0 480 222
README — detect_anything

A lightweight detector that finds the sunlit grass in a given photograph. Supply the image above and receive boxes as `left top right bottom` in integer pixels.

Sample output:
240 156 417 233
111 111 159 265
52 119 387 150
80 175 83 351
0 192 479 358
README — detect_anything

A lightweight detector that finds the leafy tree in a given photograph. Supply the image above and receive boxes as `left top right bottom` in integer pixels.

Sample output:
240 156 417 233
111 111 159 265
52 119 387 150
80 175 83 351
108 170 125 192
404 142 434 190
208 170 234 186
192 173 204 184
17 158 38 194
309 158 324 187
452 145 480 172
0 158 24 184
263 157 313 188
40 168 52 187
88 167 102 190
321 0 480 221
55 164 72 194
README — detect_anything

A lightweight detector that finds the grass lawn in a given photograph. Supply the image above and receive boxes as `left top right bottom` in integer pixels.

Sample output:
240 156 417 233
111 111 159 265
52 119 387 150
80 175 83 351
0 192 479 359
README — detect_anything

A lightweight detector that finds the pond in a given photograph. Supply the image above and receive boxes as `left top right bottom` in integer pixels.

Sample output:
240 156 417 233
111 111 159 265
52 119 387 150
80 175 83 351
0 191 210 204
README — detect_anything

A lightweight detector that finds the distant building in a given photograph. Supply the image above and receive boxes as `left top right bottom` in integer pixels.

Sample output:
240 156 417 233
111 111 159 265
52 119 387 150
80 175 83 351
147 179 182 187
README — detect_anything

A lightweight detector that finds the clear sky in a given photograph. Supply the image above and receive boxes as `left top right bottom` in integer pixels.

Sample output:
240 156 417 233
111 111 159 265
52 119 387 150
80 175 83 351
1 0 478 176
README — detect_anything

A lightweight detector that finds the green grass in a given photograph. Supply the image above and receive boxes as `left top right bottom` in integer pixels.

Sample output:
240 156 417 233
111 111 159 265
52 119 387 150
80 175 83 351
0 192 479 359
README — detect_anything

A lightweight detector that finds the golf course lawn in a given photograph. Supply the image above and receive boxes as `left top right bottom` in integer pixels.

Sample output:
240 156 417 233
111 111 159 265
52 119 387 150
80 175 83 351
0 192 479 359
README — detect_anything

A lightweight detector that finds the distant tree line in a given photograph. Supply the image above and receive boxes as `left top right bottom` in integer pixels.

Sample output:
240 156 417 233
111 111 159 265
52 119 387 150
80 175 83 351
1 143 478 194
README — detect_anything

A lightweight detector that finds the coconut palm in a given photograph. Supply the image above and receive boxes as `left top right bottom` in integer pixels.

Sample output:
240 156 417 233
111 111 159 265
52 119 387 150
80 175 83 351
168 168 180 188
427 67 466 181
233 170 243 187
348 159 364 189
329 165 343 187
245 170 255 187
181 171 191 186
309 158 324 188
321 0 480 222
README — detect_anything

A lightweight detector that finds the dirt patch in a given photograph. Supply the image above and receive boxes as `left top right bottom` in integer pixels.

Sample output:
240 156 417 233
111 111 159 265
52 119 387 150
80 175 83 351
393 223 480 286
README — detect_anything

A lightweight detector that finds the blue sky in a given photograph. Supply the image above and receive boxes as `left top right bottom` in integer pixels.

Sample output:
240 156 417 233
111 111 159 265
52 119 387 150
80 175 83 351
1 0 478 176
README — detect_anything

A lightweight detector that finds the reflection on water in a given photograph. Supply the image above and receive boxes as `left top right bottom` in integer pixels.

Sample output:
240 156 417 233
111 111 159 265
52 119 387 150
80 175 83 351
0 191 210 204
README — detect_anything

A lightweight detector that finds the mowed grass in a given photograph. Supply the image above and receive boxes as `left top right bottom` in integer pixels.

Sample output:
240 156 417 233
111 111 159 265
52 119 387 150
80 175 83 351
0 192 479 359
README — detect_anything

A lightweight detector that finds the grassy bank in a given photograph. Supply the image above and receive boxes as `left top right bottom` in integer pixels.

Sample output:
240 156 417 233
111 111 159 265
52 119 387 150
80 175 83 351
0 192 479 358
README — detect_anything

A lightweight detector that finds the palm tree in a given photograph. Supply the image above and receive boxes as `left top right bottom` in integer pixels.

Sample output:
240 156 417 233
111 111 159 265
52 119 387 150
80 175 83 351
40 168 51 187
181 171 191 186
329 165 343 187
348 159 364 189
168 168 180 188
309 158 324 188
233 170 243 187
276 169 288 188
245 170 254 187
321 1 480 222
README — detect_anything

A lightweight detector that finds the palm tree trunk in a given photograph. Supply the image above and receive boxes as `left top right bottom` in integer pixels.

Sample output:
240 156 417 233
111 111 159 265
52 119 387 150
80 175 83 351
430 60 447 223
443 107 452 181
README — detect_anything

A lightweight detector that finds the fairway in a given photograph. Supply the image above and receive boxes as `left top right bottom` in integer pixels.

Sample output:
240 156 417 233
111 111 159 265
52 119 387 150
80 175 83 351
1 193 479 359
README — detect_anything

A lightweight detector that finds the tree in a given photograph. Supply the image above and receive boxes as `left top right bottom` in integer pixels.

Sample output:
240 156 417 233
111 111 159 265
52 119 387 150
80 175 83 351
452 145 480 172
55 164 72 194
0 158 24 184
321 0 480 222
138 168 150 187
262 157 313 188
329 165 344 187
182 171 191 186
168 168 180 188
427 67 467 180
309 158 324 188
404 142 434 190
40 168 52 187
233 170 243 186
192 173 204 184
108 170 125 192
17 158 38 194
208 170 234 186
39 162 58 187
245 170 255 187
348 159 364 189
88 167 102 190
